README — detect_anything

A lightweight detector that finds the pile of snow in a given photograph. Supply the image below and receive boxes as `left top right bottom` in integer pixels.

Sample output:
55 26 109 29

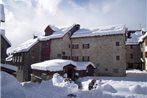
52 73 79 93
52 73 65 87
129 85 147 95
1 71 26 98
31 59 95 71
101 84 117 93
1 69 147 98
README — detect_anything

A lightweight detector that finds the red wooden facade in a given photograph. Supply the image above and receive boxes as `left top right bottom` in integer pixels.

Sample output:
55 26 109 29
41 40 51 61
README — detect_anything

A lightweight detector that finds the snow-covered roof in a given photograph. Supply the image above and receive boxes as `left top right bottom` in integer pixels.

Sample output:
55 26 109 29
31 59 95 71
75 62 95 70
49 25 60 31
39 24 77 41
0 29 11 46
138 32 147 43
13 38 38 53
39 30 64 41
72 25 126 38
12 24 126 54
126 30 143 45
0 3 5 22
31 59 76 71
0 63 17 71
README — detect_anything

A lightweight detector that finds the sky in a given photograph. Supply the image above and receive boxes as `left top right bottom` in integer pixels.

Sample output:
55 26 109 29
1 0 147 53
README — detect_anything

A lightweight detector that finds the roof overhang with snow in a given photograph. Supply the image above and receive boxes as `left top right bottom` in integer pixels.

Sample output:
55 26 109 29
31 59 95 71
12 38 39 54
72 25 126 38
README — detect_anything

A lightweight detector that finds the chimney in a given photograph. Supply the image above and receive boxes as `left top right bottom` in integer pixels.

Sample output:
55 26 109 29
33 35 37 39
44 25 55 36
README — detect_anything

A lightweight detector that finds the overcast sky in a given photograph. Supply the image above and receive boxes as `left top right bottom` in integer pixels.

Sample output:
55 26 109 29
1 0 147 52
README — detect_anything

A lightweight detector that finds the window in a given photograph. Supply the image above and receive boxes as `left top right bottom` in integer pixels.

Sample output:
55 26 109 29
42 42 49 48
72 44 79 49
113 69 119 73
130 54 133 59
105 68 108 71
57 54 62 58
145 52 147 57
62 51 65 55
116 42 120 46
82 56 90 61
72 56 79 61
83 44 90 49
130 45 133 49
62 56 69 60
116 56 120 60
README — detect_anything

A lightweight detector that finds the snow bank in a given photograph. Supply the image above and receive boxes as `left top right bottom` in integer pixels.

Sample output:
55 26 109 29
129 85 147 95
52 73 78 93
1 71 26 98
52 73 64 87
101 84 117 93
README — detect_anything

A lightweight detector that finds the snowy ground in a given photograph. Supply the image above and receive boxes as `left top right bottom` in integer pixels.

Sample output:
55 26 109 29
1 69 147 98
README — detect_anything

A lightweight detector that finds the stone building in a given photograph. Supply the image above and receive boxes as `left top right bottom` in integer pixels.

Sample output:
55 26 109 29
50 25 127 76
11 24 78 82
125 30 144 69
12 38 41 81
139 32 147 70
11 24 129 81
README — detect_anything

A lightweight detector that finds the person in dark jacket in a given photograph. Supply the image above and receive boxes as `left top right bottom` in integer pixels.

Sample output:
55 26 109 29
88 79 96 90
